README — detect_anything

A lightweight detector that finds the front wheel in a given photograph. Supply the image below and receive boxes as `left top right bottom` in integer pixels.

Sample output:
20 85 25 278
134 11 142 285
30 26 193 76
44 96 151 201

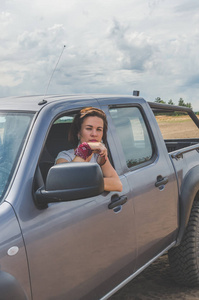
168 200 199 287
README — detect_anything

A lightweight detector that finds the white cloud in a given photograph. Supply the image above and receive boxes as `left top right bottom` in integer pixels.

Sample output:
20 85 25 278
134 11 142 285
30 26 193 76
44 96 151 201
108 19 154 71
0 0 199 110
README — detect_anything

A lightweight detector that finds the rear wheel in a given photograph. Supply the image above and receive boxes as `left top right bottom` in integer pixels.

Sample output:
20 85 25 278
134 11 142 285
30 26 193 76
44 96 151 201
168 200 199 286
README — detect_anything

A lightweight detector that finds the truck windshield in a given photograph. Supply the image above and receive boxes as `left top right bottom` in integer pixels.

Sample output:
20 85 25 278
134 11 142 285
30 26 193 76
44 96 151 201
0 112 34 201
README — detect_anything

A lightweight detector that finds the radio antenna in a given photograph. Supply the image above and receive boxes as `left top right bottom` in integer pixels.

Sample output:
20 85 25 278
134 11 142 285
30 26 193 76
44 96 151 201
43 45 66 99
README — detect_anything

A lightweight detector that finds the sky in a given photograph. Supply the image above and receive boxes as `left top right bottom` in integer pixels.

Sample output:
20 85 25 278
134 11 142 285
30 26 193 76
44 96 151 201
1 0 199 111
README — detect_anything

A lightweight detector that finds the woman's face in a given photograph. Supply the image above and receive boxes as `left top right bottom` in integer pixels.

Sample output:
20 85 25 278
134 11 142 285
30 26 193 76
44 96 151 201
78 116 104 143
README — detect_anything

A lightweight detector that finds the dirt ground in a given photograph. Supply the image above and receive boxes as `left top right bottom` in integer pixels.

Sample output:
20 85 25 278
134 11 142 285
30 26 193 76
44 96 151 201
155 114 199 139
110 254 199 300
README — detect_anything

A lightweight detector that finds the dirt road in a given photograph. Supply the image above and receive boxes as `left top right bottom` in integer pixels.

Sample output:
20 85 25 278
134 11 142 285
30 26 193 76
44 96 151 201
110 254 199 300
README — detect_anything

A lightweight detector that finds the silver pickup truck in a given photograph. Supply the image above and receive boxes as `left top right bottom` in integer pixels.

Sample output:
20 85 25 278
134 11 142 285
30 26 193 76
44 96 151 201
1 94 199 300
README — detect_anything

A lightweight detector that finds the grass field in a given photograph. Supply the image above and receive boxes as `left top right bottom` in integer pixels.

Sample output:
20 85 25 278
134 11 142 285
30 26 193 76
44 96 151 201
155 115 199 139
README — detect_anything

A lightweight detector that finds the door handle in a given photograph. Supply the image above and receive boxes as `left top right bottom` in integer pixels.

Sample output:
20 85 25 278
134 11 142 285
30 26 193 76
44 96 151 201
108 195 127 209
155 176 168 187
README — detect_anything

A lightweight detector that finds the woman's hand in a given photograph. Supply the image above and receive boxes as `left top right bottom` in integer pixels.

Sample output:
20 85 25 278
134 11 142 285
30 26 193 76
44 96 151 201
87 142 108 160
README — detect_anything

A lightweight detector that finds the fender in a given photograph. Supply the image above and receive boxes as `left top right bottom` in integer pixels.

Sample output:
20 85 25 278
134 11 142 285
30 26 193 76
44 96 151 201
0 271 27 300
176 165 199 245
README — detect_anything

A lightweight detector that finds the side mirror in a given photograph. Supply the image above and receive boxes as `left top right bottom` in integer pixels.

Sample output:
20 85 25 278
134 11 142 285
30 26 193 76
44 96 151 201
35 162 104 208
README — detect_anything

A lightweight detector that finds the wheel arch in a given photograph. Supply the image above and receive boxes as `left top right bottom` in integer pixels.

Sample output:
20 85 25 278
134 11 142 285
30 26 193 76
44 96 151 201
176 165 199 245
0 271 28 300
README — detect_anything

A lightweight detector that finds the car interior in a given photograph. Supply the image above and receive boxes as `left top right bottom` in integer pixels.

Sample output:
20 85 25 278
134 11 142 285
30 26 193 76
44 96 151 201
39 122 74 182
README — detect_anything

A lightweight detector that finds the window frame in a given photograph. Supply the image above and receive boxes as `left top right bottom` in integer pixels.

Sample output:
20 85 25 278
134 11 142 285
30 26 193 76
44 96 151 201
37 108 117 185
108 104 158 171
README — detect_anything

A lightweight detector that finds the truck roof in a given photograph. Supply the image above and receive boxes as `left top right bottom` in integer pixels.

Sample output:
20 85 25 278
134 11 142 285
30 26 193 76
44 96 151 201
0 94 195 116
0 94 149 112
0 94 95 111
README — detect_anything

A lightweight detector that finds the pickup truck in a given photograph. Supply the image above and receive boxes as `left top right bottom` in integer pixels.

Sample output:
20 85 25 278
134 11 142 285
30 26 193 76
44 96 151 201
1 94 199 300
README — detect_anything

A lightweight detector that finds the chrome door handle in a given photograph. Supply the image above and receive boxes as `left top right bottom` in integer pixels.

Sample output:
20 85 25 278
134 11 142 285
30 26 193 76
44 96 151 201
108 195 127 209
155 176 168 187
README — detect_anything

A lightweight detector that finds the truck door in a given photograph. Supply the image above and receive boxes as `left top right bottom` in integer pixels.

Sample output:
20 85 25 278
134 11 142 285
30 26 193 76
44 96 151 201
108 104 178 270
26 110 137 300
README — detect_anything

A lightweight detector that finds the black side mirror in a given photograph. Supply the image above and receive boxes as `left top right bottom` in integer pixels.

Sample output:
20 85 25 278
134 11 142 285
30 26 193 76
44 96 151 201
35 162 104 208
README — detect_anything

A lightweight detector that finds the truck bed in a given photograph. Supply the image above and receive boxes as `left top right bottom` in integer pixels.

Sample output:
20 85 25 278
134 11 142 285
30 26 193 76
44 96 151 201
165 139 199 153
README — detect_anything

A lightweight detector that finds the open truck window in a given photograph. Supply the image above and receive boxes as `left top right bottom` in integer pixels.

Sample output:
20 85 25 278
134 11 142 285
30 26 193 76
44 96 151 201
149 102 199 153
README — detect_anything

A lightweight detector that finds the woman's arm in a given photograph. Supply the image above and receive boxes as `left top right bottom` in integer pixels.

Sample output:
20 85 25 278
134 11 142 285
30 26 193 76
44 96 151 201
56 155 85 164
56 158 69 164
87 142 122 192
56 143 123 192
101 159 123 192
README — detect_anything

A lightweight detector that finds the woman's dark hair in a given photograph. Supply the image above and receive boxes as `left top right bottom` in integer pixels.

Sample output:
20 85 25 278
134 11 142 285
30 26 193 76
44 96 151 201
69 107 108 147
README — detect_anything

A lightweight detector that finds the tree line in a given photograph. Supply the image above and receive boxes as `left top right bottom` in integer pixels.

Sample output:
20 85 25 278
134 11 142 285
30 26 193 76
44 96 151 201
154 97 192 109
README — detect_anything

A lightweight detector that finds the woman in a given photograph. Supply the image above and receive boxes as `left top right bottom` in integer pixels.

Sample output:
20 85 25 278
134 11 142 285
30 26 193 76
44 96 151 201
56 107 123 192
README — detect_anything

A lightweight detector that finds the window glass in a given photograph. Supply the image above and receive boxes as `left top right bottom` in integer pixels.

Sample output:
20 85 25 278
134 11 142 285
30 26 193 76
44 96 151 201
0 112 33 201
54 115 75 124
109 107 153 168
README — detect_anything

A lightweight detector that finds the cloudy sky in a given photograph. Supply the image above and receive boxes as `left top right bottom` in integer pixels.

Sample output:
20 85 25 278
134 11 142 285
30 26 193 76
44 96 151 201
1 0 199 110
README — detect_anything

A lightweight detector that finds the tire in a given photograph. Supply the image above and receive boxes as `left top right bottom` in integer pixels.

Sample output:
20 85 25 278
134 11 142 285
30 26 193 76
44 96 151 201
168 200 199 287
